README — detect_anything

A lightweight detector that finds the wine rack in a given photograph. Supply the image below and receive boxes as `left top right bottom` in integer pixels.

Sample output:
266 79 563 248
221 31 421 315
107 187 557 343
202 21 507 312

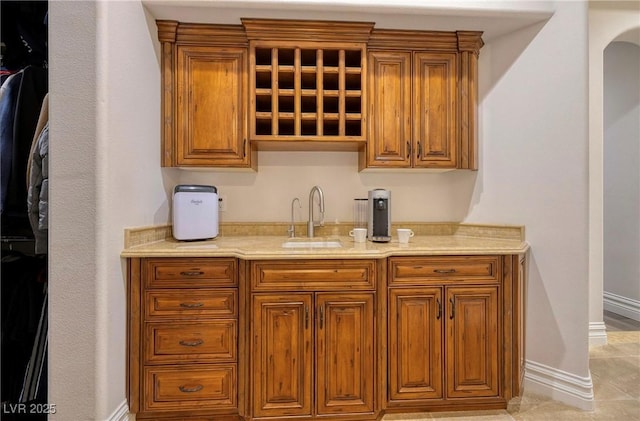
250 42 366 141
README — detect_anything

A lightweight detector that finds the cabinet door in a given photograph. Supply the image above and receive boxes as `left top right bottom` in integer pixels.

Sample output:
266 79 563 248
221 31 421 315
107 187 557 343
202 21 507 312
413 52 457 168
252 294 312 418
388 288 443 402
316 293 375 415
176 45 249 166
367 51 412 167
445 286 499 398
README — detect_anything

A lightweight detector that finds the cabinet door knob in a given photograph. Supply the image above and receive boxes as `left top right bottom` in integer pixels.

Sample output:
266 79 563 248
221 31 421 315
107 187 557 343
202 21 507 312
436 298 442 320
406 141 410 159
417 142 422 159
319 305 324 329
449 297 455 320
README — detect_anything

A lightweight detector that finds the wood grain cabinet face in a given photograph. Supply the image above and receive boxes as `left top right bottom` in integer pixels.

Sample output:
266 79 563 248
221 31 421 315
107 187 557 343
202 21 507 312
316 293 375 415
175 45 249 167
158 21 482 170
252 293 375 418
387 256 506 409
250 260 376 420
157 21 255 168
367 51 457 169
388 288 443 401
413 53 457 168
128 258 240 419
251 294 313 418
445 287 499 398
367 51 412 166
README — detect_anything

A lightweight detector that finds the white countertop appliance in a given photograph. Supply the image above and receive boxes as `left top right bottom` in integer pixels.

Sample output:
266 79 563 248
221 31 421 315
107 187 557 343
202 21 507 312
172 185 219 241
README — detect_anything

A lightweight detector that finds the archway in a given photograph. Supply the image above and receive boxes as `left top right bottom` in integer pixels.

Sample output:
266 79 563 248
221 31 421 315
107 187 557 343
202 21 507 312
602 40 640 328
588 3 640 346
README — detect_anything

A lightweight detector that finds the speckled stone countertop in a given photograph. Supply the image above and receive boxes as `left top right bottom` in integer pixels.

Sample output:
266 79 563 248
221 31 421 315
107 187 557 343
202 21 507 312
121 222 529 259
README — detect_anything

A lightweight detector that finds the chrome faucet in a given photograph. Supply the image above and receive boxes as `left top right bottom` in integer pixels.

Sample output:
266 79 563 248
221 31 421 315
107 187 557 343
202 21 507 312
307 186 325 238
288 197 301 238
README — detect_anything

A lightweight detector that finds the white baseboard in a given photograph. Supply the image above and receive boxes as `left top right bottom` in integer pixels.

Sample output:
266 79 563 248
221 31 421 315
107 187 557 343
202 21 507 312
589 321 608 346
604 291 640 322
105 400 130 421
523 359 594 411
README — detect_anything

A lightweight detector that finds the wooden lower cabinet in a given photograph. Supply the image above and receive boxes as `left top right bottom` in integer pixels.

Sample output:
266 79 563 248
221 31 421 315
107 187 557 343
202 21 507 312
248 258 378 420
251 292 375 419
128 255 524 420
388 288 443 401
251 294 312 418
127 257 242 420
446 287 499 398
388 286 499 402
386 256 518 412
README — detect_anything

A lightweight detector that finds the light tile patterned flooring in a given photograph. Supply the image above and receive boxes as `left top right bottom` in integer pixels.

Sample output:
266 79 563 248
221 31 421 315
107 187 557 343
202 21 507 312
382 311 640 420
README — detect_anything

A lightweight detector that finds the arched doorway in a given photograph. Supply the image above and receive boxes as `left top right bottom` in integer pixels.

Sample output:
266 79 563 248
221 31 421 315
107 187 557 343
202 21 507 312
603 40 640 329
588 3 640 346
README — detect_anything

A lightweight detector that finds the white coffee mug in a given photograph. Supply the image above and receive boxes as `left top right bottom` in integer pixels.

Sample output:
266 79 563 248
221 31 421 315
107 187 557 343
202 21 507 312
349 228 367 243
397 228 415 244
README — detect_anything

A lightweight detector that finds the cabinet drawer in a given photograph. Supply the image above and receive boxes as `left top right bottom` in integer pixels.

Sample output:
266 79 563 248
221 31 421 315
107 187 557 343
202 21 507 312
389 256 500 285
251 259 376 291
145 258 237 288
143 364 236 412
145 321 237 364
145 289 237 320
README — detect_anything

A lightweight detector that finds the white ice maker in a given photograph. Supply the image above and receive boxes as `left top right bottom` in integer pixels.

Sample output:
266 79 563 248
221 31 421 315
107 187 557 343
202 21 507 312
172 185 219 241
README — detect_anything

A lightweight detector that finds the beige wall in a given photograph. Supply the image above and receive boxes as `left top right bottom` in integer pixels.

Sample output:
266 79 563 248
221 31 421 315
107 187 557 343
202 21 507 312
49 0 596 418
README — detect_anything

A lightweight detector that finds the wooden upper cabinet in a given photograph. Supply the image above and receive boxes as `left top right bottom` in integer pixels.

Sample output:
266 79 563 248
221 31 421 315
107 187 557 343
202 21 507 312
158 21 255 169
243 19 374 148
367 51 412 166
413 52 458 168
363 29 483 170
157 20 482 169
176 45 249 166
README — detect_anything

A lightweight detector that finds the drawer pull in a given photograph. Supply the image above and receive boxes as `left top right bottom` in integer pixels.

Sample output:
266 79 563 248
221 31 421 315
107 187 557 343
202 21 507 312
179 384 204 393
179 339 204 347
179 302 204 308
180 271 204 277
434 269 456 274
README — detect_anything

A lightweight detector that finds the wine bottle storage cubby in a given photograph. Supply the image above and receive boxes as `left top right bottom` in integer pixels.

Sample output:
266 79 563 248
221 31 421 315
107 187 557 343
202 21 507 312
250 44 365 140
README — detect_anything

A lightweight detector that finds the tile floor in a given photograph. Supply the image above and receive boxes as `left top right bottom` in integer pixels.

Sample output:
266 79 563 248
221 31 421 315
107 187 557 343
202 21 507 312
382 311 640 420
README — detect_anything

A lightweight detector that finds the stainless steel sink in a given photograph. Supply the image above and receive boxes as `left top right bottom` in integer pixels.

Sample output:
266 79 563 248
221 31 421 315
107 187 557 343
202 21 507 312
281 239 343 248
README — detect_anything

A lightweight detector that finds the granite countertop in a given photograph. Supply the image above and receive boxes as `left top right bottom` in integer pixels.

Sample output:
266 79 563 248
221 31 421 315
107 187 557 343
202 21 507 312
121 223 529 259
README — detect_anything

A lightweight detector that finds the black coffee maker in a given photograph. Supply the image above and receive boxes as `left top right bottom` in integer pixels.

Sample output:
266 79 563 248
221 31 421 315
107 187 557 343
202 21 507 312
368 189 391 242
